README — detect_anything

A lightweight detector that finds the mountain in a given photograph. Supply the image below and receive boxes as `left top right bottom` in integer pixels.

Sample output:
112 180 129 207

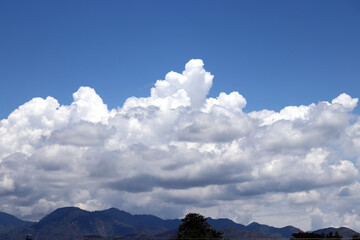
0 211 33 233
4 207 180 240
313 227 359 238
30 207 137 239
246 222 302 238
207 218 301 238
0 206 358 240
101 207 181 233
207 218 246 231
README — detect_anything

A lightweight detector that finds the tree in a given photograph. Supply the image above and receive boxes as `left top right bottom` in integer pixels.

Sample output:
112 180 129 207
172 213 224 240
291 231 325 240
327 232 342 239
291 231 343 240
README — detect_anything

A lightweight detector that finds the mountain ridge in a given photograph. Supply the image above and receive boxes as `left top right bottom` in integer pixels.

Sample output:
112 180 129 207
313 227 359 238
0 212 33 233
0 206 358 240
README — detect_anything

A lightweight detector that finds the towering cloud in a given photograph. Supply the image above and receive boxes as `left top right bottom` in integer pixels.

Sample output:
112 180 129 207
0 59 359 231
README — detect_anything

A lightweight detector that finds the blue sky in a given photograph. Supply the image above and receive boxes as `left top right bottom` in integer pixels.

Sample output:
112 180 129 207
1 0 360 231
1 0 359 118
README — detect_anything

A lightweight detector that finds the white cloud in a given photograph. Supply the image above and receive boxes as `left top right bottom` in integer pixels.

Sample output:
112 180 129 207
203 91 247 113
71 86 114 124
0 175 15 194
343 212 360 231
0 59 359 232
288 190 321 205
51 122 111 146
309 207 326 230
151 59 213 109
332 93 358 111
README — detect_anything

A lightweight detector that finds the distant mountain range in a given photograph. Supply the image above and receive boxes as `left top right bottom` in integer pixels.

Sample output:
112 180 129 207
0 207 358 240
0 212 32 233
312 227 359 239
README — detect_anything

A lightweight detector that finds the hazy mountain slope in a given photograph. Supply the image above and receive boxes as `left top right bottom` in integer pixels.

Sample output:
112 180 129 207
0 212 33 233
246 222 302 238
207 218 246 231
100 207 181 233
313 227 359 238
30 207 137 240
0 206 359 240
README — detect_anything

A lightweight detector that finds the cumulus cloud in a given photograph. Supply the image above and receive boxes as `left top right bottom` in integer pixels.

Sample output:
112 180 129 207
288 190 321 205
151 59 213 109
51 122 111 146
0 59 359 231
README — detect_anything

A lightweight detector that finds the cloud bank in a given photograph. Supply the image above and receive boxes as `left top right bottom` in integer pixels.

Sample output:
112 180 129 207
1 59 360 231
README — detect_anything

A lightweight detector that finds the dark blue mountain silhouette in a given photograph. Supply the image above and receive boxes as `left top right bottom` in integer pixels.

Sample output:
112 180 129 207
313 227 359 238
246 221 301 238
0 206 358 240
0 211 32 233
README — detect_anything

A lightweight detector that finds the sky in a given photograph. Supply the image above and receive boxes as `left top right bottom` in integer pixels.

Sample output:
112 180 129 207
0 0 360 232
